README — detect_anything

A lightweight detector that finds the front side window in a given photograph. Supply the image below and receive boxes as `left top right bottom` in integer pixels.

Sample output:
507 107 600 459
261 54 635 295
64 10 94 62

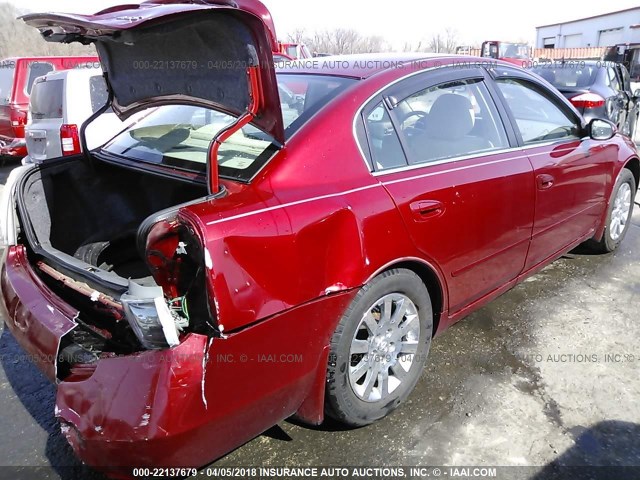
102 74 355 181
0 63 15 104
619 65 631 92
499 43 529 60
26 62 54 95
495 78 580 145
392 79 509 165
607 68 622 92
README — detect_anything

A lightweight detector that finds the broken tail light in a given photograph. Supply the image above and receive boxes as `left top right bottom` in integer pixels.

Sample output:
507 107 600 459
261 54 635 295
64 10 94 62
144 218 219 338
60 124 81 156
121 281 181 350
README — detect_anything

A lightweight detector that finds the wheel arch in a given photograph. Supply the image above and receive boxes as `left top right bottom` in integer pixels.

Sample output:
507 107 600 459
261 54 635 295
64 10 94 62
367 258 447 337
624 157 640 191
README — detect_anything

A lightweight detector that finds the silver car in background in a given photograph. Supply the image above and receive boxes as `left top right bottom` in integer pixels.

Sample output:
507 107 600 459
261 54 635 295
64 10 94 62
24 68 127 163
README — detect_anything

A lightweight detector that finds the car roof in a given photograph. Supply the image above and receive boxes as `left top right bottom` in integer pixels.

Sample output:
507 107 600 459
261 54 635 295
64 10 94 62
276 52 474 79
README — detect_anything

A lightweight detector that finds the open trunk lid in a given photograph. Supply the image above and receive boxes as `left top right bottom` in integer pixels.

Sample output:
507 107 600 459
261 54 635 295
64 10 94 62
21 0 285 144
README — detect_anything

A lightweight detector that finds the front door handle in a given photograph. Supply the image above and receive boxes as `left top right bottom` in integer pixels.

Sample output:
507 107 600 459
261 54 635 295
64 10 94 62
409 200 444 220
537 174 555 190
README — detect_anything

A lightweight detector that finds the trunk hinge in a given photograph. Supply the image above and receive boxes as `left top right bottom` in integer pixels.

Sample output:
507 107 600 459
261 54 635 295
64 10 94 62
207 66 263 195
79 71 114 162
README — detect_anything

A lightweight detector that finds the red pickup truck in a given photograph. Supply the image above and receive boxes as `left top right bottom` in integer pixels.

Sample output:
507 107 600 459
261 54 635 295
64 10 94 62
0 56 99 159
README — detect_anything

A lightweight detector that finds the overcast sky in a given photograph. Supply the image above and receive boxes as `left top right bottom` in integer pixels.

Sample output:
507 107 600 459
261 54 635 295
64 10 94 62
8 0 640 47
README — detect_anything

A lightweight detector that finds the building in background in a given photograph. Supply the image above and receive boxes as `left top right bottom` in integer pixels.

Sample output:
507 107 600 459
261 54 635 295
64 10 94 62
536 7 640 49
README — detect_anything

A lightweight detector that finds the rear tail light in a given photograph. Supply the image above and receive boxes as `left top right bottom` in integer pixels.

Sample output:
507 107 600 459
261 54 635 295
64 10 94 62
569 93 605 109
60 124 81 156
9 108 26 135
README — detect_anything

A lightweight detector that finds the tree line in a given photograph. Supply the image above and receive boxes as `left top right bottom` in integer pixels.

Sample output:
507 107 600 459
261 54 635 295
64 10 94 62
287 27 462 55
0 1 465 59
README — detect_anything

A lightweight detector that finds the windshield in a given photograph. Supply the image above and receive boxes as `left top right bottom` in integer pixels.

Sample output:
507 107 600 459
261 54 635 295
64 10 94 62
0 62 15 105
102 74 356 182
26 62 54 95
499 43 529 59
530 64 598 89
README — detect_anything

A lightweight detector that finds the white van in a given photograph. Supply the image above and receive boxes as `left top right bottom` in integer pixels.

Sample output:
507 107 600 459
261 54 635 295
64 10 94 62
24 68 126 162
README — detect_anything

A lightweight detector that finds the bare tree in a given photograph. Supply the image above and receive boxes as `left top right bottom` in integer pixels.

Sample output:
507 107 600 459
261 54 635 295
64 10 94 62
427 28 458 54
284 27 391 56
286 28 307 45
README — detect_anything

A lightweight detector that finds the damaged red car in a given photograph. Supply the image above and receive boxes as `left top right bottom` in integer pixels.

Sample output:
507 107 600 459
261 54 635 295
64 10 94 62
1 0 638 472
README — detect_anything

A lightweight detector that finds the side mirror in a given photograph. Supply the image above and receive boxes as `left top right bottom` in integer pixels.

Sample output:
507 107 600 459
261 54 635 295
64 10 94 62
588 118 617 141
634 89 640 100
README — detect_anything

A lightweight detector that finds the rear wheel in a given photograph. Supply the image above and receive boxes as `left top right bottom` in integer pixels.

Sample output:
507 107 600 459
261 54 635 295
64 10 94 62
586 169 636 253
325 269 432 426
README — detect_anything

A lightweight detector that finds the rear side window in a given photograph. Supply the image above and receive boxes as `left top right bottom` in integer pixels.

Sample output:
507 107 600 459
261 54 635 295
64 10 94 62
25 62 54 95
89 75 109 112
364 102 407 171
276 74 356 134
0 62 15 104
495 78 580 145
29 79 64 119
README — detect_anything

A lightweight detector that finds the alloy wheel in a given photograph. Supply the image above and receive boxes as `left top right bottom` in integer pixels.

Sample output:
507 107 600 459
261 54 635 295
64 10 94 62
348 293 420 402
610 183 632 241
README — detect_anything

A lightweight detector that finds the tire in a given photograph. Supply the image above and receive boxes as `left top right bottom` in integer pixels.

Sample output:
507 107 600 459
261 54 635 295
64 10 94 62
586 169 636 253
325 268 433 427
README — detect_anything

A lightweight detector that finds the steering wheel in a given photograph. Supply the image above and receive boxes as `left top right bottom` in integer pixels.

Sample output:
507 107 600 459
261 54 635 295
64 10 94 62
399 110 428 130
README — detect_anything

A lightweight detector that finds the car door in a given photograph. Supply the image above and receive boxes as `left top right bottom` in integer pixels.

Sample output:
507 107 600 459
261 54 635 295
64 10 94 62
606 66 628 129
490 67 613 270
361 68 535 314
615 64 638 137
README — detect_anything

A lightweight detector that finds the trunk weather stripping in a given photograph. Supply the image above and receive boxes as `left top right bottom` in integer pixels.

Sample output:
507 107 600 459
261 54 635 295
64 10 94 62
208 66 263 195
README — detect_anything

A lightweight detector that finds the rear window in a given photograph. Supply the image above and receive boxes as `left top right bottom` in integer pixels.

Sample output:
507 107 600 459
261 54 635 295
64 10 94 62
0 62 15 105
89 75 109 112
26 62 54 95
29 79 64 119
531 64 598 89
102 73 355 182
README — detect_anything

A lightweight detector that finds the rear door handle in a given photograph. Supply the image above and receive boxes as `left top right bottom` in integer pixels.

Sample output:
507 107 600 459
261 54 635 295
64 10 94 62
409 200 444 220
537 174 555 190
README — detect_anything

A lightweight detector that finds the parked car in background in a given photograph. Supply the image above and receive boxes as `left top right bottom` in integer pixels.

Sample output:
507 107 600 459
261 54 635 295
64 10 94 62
1 0 638 473
277 41 312 59
530 61 640 140
481 40 530 65
25 68 129 162
0 56 99 159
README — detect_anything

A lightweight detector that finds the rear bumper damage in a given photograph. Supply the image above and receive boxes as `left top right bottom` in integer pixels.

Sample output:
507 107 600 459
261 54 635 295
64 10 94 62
1 245 355 469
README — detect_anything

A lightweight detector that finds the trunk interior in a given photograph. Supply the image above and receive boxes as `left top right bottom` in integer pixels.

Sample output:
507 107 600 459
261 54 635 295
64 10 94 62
19 156 208 281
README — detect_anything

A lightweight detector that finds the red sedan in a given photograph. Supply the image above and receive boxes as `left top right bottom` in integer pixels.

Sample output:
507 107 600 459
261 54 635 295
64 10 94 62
1 0 638 473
